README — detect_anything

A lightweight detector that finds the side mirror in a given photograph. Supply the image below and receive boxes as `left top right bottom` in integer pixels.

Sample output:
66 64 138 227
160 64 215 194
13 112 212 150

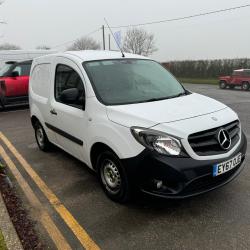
11 71 19 77
60 88 79 104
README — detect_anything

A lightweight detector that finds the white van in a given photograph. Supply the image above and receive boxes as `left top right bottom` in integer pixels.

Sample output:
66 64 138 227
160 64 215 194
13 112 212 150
29 51 247 202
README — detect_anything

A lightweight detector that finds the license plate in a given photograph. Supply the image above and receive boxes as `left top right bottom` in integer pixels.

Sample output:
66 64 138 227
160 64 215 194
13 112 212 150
213 153 242 177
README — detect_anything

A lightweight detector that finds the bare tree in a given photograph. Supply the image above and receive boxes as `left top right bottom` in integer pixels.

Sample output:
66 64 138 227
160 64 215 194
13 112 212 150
0 43 21 50
36 45 51 50
67 37 100 51
122 28 157 56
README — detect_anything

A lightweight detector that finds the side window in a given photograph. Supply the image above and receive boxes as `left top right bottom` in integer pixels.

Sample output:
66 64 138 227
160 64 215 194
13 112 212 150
13 64 31 76
55 64 85 108
232 71 241 76
13 66 22 76
243 71 250 76
21 64 32 76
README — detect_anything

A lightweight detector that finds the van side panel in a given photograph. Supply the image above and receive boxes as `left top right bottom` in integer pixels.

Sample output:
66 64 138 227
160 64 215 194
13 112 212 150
85 98 145 167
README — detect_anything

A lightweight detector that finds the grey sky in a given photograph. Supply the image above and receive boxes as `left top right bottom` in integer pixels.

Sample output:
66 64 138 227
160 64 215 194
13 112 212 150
0 0 249 61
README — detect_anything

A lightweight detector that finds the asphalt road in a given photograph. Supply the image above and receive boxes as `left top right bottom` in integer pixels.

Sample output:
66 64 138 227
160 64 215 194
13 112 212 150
0 84 250 250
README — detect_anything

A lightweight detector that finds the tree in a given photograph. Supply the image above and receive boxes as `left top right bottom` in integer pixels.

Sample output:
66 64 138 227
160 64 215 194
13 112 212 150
0 43 21 50
164 58 250 79
122 28 157 56
36 45 51 50
67 37 100 51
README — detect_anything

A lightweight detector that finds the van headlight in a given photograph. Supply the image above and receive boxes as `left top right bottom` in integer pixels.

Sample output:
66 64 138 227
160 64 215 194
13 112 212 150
131 127 184 156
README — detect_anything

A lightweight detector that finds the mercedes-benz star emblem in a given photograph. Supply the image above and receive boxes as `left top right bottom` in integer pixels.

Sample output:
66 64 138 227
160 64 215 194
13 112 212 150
217 129 231 150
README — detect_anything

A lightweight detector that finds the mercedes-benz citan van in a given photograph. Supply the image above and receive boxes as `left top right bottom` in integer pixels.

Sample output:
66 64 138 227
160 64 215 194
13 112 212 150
29 51 247 202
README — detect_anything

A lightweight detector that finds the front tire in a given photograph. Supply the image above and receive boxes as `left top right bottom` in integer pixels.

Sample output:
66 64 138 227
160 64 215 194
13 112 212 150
219 81 227 89
97 151 131 203
242 82 249 91
34 121 51 151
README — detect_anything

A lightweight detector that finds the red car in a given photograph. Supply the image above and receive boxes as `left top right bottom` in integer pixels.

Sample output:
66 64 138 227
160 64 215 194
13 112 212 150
219 69 250 90
0 60 32 108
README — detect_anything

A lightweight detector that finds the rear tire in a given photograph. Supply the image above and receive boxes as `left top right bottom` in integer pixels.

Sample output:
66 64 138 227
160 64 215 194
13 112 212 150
219 81 227 89
242 82 249 91
34 121 51 152
97 151 131 203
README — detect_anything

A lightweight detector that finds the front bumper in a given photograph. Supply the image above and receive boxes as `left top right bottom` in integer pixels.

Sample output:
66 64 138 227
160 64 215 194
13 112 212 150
122 132 247 198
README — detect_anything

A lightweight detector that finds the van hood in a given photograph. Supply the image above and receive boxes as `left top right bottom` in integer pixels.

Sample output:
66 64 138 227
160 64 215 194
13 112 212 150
106 93 227 128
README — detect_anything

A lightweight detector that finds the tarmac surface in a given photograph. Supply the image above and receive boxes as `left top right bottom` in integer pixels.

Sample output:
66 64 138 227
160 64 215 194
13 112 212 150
0 83 250 250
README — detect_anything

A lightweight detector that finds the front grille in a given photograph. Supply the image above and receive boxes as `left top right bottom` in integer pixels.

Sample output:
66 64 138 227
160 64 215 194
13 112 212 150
188 120 240 156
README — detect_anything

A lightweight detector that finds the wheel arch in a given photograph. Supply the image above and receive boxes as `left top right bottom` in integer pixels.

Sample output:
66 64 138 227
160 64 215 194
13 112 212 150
90 142 119 171
31 115 40 128
220 79 227 84
30 103 46 128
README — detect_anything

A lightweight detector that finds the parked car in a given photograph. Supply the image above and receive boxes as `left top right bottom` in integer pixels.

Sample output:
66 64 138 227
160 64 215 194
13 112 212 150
219 69 250 90
29 51 247 202
0 60 32 108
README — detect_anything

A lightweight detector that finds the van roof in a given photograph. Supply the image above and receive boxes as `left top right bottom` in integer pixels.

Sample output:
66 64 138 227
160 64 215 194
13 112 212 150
33 50 148 63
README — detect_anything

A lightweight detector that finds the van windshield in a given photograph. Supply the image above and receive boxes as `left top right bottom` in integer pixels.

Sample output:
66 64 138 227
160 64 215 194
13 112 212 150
83 59 186 105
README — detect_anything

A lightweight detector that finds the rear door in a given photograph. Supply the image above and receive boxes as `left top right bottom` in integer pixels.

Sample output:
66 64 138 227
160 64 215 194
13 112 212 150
11 62 32 96
231 72 242 85
243 70 250 83
4 62 31 97
47 57 88 162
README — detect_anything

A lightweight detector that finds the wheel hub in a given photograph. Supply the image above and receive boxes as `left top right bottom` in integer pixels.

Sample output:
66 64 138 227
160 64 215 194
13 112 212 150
102 160 121 193
36 127 44 147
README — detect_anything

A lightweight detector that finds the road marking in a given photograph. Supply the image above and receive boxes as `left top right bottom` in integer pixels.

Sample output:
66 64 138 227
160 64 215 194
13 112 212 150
0 132 100 250
0 145 72 250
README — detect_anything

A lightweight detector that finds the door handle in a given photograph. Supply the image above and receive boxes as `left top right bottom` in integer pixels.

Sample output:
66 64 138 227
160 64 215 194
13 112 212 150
50 109 57 115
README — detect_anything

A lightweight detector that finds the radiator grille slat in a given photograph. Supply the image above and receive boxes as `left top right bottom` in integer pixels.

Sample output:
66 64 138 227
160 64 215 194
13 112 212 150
188 120 240 156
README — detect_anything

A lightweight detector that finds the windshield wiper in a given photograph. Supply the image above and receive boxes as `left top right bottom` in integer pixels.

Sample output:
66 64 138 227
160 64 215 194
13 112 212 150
143 97 169 103
168 92 187 99
142 91 188 103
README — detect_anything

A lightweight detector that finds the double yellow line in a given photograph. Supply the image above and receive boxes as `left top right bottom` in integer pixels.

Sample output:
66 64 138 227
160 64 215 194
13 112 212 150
0 132 100 250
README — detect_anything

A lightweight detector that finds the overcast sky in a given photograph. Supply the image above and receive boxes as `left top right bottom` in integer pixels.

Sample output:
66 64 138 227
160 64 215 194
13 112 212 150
0 0 249 61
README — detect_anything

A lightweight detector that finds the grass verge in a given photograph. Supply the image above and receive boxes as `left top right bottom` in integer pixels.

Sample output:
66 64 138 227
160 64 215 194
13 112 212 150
0 230 7 250
0 165 43 250
178 78 218 85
